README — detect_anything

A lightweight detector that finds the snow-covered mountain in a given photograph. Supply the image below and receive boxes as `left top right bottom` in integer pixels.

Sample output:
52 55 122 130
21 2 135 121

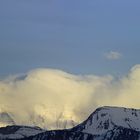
1 106 140 140
0 125 44 139
72 106 140 135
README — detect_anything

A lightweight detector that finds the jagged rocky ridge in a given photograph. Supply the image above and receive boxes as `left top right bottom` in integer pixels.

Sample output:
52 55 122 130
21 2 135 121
1 106 140 140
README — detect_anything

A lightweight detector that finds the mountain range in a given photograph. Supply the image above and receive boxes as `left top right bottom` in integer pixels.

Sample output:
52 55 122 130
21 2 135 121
0 106 140 140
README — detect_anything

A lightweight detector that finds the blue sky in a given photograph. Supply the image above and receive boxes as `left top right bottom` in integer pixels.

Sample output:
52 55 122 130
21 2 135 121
0 0 140 76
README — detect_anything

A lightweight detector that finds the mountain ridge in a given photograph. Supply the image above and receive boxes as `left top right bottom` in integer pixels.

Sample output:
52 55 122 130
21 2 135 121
1 106 140 140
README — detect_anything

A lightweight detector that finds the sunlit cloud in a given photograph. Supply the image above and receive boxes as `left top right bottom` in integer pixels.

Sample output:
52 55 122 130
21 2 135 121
0 65 140 129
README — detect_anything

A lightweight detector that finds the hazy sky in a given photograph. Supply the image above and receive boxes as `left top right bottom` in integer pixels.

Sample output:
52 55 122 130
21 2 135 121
0 0 140 76
1 1 140 129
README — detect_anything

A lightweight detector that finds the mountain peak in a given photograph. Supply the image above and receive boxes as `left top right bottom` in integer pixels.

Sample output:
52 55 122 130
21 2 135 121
72 106 140 135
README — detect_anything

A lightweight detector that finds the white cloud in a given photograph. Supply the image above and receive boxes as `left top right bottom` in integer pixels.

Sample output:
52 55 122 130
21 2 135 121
0 65 140 130
105 51 122 60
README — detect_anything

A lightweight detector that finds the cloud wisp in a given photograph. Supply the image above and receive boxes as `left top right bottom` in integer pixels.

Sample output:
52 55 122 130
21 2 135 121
105 51 122 60
0 65 140 129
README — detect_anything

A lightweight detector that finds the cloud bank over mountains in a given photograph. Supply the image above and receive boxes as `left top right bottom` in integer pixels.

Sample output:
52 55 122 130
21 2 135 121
0 65 140 129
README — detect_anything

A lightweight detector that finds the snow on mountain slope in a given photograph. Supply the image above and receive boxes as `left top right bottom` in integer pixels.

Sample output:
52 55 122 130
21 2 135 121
0 125 44 139
1 106 140 140
72 106 140 135
21 106 140 140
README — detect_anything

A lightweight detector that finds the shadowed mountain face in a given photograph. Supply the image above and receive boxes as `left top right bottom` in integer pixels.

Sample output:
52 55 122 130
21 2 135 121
22 128 140 140
0 106 140 140
0 125 44 139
